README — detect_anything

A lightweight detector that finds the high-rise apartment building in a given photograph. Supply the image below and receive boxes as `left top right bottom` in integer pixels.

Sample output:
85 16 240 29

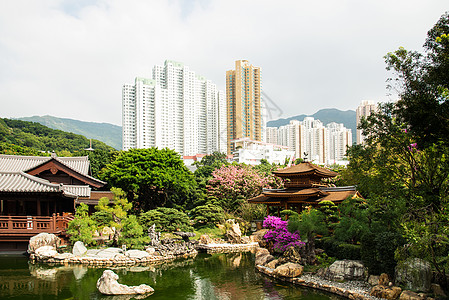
356 100 376 144
266 118 352 165
122 60 227 156
226 60 262 155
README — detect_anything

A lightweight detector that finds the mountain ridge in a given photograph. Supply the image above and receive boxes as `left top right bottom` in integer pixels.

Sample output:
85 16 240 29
18 115 122 150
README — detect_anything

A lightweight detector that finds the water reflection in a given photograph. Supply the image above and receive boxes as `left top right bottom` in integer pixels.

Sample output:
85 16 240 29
0 253 342 300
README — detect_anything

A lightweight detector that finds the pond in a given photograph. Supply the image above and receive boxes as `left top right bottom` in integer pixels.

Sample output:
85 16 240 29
0 252 343 300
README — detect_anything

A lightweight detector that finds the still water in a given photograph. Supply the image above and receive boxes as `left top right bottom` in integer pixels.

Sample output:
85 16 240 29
0 252 342 300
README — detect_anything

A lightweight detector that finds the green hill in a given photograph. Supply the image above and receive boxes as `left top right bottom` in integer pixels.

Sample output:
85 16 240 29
18 115 122 150
0 118 116 177
267 108 356 142
0 118 115 153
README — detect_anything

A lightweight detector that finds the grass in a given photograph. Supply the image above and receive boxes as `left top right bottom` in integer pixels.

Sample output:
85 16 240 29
192 226 225 240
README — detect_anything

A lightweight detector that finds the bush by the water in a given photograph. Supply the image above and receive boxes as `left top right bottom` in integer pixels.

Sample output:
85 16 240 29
190 204 225 228
140 207 193 232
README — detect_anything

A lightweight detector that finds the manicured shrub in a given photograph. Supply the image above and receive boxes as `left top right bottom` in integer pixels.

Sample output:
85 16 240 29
316 237 361 260
190 204 225 228
91 210 113 228
337 243 361 260
140 207 193 232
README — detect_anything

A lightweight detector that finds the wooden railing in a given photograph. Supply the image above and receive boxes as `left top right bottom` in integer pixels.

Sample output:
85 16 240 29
0 214 73 235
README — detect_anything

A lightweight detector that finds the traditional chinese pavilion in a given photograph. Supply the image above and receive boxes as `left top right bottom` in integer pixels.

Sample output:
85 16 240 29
248 162 363 216
0 153 113 251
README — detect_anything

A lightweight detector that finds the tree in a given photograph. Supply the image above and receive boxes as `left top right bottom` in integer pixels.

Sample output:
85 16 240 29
101 148 197 211
190 204 225 228
385 12 449 147
339 12 449 283
139 207 193 232
95 188 132 246
207 164 282 211
66 203 96 245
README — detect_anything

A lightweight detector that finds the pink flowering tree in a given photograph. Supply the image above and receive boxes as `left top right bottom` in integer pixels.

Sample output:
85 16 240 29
207 164 282 211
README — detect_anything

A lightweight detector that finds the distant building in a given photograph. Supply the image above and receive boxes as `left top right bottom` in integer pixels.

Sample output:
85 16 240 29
356 100 376 144
226 60 262 155
231 138 294 165
266 118 352 165
122 60 227 156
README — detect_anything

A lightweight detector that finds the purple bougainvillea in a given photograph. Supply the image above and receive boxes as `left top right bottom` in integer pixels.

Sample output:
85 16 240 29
262 215 305 252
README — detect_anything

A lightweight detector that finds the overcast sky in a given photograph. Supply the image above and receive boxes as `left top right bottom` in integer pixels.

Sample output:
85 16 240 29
0 0 447 125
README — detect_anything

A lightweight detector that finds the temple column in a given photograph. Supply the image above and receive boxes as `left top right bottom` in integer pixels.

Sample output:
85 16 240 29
37 199 41 216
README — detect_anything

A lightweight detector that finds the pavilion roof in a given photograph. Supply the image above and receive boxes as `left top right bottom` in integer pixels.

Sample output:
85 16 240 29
0 171 91 197
0 154 106 187
273 162 338 178
247 185 361 205
262 188 328 198
0 154 91 175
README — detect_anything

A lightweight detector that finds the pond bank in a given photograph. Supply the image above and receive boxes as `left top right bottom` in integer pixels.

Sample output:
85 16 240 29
257 264 379 300
29 242 259 266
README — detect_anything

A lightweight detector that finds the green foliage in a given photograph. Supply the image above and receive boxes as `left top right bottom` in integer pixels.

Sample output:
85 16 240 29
75 149 118 179
66 203 96 245
238 202 266 222
139 207 193 233
192 226 224 240
317 237 361 260
0 118 114 153
190 204 225 228
385 12 449 147
288 209 328 242
333 197 369 244
321 14 449 280
94 188 133 246
280 209 299 220
102 148 197 210
91 210 113 229
318 200 340 225
361 231 405 276
118 215 150 249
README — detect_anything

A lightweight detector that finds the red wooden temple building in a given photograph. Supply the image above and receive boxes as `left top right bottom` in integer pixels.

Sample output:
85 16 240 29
0 154 113 251
248 162 363 215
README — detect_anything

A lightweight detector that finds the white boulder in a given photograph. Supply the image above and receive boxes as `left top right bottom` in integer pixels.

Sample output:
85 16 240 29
35 245 58 259
72 241 87 256
125 250 150 259
28 233 61 254
97 270 154 295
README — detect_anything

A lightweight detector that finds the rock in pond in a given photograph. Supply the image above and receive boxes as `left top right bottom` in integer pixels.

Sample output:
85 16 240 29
35 245 58 259
28 233 61 254
97 270 154 295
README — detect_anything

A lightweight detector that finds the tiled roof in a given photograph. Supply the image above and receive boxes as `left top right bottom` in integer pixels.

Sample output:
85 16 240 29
0 154 90 175
318 190 360 203
262 188 327 198
62 185 91 197
273 162 338 177
0 171 63 193
0 171 91 197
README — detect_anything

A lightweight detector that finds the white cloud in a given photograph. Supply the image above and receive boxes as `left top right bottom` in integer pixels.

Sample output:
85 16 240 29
0 0 447 124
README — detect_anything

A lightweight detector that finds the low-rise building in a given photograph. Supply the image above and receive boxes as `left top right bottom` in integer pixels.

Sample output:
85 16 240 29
231 138 294 165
